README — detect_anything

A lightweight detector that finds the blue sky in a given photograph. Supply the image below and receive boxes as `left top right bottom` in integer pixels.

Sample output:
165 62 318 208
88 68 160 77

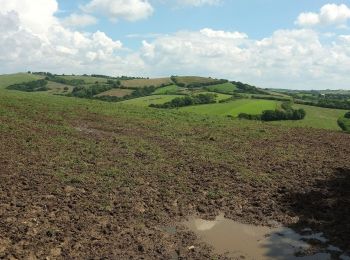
1 0 350 89
56 0 348 48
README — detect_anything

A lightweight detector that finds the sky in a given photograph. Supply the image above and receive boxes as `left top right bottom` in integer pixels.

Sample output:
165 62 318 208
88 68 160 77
1 1 350 89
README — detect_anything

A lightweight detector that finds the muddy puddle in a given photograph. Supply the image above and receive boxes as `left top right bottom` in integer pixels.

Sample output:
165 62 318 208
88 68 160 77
183 214 350 259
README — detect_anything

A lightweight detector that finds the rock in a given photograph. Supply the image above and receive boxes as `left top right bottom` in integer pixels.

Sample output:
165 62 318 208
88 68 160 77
188 246 195 251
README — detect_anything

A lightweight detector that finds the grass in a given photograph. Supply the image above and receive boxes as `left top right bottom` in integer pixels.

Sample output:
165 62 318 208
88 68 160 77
271 104 347 130
152 85 184 95
120 78 172 88
206 82 237 94
0 73 44 88
120 95 183 107
95 88 134 97
179 99 280 117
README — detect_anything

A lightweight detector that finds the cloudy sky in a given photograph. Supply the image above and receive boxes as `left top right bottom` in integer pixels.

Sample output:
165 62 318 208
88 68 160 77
1 0 350 89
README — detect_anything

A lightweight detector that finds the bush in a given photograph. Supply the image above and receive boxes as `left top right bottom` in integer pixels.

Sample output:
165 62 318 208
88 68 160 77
260 109 306 121
338 117 350 132
238 113 261 120
345 111 350 119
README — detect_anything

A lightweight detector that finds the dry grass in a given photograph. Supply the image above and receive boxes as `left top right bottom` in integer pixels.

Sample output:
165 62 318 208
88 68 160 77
120 78 172 88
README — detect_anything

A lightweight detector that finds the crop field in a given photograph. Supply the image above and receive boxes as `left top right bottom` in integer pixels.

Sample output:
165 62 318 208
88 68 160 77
95 88 133 97
120 94 183 106
120 78 172 88
1 74 350 259
179 99 279 116
152 85 184 95
0 73 44 88
272 104 347 130
206 82 237 94
0 86 350 259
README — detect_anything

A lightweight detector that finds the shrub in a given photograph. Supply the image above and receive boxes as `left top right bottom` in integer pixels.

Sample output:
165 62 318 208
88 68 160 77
338 117 350 132
238 113 261 120
345 111 350 119
260 109 306 121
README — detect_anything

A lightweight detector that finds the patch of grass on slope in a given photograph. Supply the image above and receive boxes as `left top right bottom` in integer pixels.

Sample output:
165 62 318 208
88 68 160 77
179 99 279 117
206 82 237 94
152 85 184 95
120 95 183 107
271 104 347 130
0 73 44 88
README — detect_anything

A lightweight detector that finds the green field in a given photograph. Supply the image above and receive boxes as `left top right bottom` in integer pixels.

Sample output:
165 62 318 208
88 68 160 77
179 99 279 116
272 104 347 130
120 95 183 107
206 82 237 94
0 73 44 88
152 85 183 95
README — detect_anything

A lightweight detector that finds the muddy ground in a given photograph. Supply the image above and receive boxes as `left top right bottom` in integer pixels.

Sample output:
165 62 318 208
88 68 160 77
0 97 350 259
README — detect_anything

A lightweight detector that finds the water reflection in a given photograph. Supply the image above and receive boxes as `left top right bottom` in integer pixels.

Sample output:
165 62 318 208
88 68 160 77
184 213 349 259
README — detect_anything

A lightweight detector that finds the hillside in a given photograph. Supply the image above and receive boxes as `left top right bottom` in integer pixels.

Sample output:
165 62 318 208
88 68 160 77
0 84 350 258
0 73 350 258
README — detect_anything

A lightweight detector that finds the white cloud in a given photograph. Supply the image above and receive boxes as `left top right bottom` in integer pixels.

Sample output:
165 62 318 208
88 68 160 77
139 28 350 89
0 0 142 76
200 28 247 39
62 13 97 28
296 4 350 28
177 0 221 6
1 1 350 89
82 0 154 22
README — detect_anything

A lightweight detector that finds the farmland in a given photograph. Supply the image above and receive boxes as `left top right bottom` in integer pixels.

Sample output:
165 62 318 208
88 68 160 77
120 94 183 106
120 77 172 88
1 73 350 259
179 99 280 117
206 82 237 94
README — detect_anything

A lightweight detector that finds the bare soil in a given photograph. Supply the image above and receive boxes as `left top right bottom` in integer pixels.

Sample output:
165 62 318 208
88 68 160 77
0 102 349 259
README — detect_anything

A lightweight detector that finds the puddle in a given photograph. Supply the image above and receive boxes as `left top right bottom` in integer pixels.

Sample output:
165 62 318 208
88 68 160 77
184 213 349 259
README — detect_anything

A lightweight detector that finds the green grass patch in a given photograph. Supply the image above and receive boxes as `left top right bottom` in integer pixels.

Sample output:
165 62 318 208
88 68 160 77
120 95 183 107
179 99 279 117
206 82 237 94
271 104 346 130
0 73 44 88
152 85 184 95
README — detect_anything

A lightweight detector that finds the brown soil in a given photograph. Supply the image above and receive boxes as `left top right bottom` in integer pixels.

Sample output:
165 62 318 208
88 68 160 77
0 103 350 259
